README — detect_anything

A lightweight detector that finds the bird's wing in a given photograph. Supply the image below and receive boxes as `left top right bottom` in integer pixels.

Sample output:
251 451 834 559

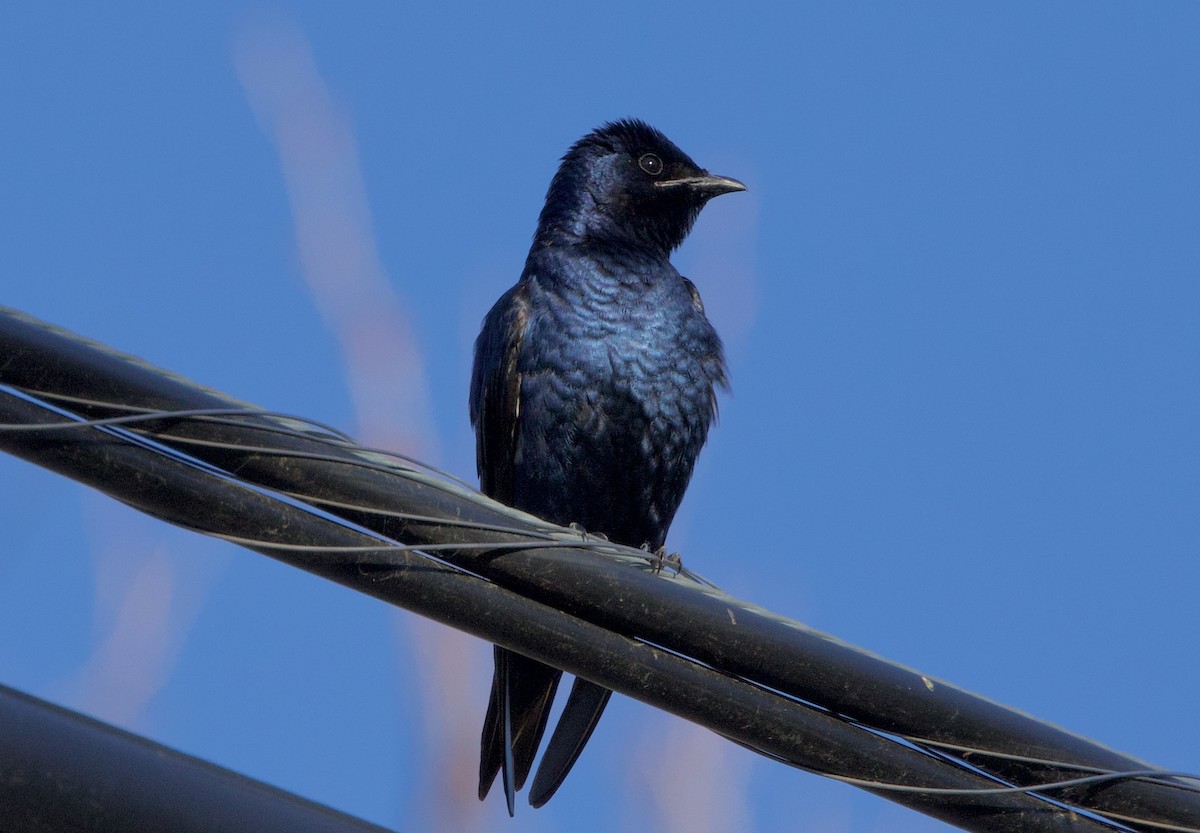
469 282 529 504
470 282 570 811
681 275 730 404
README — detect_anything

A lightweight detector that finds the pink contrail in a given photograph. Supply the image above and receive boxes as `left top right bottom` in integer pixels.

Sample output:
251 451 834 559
234 17 484 831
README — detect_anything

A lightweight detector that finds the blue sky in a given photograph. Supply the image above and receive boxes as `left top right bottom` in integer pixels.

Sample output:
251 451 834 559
2 3 1198 831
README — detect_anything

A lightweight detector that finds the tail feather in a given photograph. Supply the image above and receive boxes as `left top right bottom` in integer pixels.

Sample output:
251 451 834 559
478 646 562 812
528 678 612 808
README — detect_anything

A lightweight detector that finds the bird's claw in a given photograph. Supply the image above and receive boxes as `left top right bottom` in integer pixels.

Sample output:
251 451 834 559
642 545 682 576
569 522 608 543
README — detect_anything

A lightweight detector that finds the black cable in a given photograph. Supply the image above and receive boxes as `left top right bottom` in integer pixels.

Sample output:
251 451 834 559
3 305 1198 833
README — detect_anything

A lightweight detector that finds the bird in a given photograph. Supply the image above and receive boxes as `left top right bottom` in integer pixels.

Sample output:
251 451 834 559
469 118 744 813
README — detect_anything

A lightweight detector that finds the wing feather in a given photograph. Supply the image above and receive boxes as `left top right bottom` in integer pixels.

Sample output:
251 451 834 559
469 282 530 505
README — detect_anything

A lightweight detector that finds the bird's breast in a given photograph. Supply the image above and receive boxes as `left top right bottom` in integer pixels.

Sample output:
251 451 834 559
526 273 717 410
508 258 724 548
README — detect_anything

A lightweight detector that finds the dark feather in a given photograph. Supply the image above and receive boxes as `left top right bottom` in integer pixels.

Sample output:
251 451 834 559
468 282 528 505
528 679 612 808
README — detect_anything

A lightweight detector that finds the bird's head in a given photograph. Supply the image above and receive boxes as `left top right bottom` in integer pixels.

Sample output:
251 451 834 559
535 119 745 255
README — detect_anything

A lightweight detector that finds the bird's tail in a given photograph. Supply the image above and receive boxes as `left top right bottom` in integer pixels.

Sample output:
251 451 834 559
478 646 562 814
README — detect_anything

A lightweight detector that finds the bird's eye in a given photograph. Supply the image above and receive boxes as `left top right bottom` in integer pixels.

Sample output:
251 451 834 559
638 153 663 176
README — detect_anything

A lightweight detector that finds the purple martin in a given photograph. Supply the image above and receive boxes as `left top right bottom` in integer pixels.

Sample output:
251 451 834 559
470 119 744 812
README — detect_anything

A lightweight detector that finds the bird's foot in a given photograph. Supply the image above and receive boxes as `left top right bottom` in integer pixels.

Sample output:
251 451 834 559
568 522 608 543
643 545 683 575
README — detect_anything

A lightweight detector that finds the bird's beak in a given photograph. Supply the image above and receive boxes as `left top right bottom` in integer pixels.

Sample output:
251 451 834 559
655 173 747 197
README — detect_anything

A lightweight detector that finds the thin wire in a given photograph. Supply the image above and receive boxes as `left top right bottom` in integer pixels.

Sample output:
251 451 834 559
210 533 587 556
148 431 483 496
731 707 1196 831
7 386 481 490
826 768 1200 798
1 388 545 524
0 398 351 442
908 743 1200 831
1094 810 1200 833
907 734 1200 794
296 495 560 539
0 389 543 535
